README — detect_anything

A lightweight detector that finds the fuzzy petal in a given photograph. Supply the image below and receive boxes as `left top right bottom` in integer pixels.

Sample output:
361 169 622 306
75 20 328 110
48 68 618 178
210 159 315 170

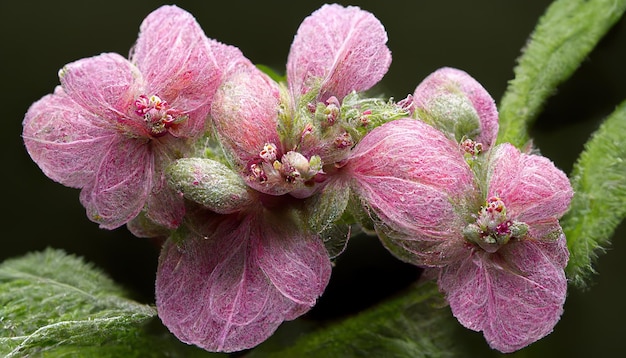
131 5 246 138
347 119 477 266
287 4 391 102
156 211 330 353
413 67 498 148
255 214 331 307
143 135 195 229
59 53 142 124
487 143 573 225
22 87 116 188
438 236 568 353
79 137 152 229
211 64 281 167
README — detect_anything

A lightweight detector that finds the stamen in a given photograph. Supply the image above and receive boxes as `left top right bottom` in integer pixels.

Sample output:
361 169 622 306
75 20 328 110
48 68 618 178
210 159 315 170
134 94 185 137
464 196 528 253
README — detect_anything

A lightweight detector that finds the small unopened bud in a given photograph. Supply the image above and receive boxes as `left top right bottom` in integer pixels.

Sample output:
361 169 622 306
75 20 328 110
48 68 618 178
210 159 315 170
166 158 252 214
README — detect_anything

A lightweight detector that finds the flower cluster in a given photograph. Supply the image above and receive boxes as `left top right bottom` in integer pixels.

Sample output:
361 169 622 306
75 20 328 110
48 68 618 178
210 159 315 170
22 4 573 354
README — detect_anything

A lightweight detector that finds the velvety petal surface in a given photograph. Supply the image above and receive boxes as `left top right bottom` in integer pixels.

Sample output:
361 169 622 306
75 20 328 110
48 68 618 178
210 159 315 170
131 5 246 138
347 119 477 266
22 87 116 188
487 143 573 226
211 64 281 167
78 137 153 229
287 4 391 102
413 67 499 148
143 135 194 229
59 53 142 129
437 236 568 353
156 210 331 353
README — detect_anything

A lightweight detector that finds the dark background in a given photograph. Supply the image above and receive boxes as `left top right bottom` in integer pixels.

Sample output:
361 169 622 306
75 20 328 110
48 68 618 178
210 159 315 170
2 1 624 356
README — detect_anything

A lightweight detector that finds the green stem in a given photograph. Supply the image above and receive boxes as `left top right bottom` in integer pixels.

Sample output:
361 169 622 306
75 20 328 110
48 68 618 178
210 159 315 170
497 0 626 148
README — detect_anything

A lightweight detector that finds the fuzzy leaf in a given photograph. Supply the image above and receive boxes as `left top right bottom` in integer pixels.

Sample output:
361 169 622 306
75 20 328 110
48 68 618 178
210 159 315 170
561 100 626 287
497 0 626 148
0 249 157 357
252 282 460 358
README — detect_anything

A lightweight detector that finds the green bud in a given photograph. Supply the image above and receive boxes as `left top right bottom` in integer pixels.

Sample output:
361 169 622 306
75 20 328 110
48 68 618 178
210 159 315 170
510 221 530 238
462 223 482 243
417 92 481 143
166 158 252 214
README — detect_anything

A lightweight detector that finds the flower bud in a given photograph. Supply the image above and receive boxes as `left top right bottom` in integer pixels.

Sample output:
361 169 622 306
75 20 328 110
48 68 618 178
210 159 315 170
166 158 253 214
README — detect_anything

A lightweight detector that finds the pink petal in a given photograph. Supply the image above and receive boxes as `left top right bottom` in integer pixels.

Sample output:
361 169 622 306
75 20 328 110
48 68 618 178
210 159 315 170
211 64 281 167
22 87 116 188
287 4 391 102
78 137 153 229
126 211 172 239
143 135 195 229
413 67 498 148
143 176 185 230
131 5 246 138
347 119 477 266
487 143 573 225
255 212 332 307
59 53 142 126
156 211 331 353
438 236 568 353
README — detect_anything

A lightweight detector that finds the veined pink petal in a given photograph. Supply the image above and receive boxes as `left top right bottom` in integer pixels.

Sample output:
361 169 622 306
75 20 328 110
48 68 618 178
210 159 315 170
59 53 142 126
347 119 477 266
255 212 331 307
156 211 330 353
487 143 573 225
287 4 391 102
22 86 116 188
438 236 568 353
79 137 153 229
143 175 185 230
211 64 281 167
144 135 195 229
413 67 498 148
131 5 246 138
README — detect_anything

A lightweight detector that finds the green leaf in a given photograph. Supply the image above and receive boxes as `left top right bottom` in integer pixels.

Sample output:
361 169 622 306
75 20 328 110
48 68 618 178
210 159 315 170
561 101 626 287
252 282 460 358
497 0 626 148
0 248 158 357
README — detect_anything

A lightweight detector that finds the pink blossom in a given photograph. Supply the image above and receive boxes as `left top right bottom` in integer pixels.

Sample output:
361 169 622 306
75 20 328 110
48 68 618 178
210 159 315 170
22 5 245 230
156 204 331 352
211 4 391 197
155 4 391 352
346 118 573 352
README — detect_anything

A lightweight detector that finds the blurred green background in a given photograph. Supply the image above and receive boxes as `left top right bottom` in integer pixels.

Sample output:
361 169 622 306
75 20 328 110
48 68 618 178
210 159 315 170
1 1 624 356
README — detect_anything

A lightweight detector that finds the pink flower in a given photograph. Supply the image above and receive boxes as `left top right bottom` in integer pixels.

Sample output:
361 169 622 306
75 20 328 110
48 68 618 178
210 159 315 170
211 3 391 197
22 6 245 230
156 4 391 352
344 71 573 352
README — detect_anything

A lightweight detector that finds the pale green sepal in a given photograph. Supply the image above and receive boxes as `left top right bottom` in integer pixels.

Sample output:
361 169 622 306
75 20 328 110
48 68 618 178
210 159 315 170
497 0 626 148
306 179 350 234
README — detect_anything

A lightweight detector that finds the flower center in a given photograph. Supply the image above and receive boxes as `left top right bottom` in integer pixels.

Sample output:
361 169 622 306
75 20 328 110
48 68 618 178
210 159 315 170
134 95 187 137
248 143 324 185
463 196 528 253
460 138 483 156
